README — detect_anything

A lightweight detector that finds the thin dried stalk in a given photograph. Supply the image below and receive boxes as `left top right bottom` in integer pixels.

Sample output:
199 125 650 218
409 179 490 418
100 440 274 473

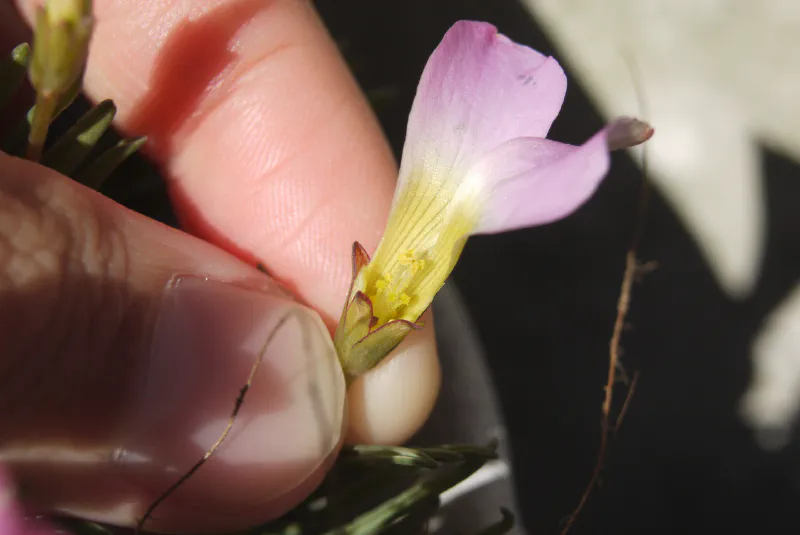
560 52 652 535
135 310 301 534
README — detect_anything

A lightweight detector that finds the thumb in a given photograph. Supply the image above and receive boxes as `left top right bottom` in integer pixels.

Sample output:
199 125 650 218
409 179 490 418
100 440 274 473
0 152 345 533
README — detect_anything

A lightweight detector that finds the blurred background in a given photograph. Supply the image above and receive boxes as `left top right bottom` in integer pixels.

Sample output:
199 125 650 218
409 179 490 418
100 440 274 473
315 1 800 534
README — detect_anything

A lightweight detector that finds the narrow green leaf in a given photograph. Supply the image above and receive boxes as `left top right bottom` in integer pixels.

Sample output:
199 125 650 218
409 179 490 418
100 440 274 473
57 444 495 535
2 75 81 155
379 495 439 535
0 43 31 111
24 74 83 126
74 135 147 190
344 445 440 469
42 99 116 175
249 445 493 535
322 461 487 535
421 443 499 462
48 72 83 119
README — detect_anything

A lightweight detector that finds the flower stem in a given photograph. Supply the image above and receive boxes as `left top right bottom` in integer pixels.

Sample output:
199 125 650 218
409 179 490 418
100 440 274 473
26 90 58 161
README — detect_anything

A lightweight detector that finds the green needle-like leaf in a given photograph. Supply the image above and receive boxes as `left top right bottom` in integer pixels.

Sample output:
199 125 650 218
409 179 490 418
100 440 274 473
74 135 147 190
43 73 82 120
343 445 440 469
2 75 82 155
41 99 115 175
320 461 487 535
0 43 31 111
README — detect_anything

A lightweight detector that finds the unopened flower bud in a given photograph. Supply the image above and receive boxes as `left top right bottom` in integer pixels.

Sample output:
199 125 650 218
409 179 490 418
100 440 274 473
29 0 93 97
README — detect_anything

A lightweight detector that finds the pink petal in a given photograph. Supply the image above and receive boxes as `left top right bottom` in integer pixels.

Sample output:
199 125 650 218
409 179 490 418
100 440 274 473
472 127 612 235
397 20 567 192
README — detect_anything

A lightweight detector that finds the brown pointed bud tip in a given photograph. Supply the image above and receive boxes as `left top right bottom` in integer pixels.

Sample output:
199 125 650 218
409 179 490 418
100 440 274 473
351 241 370 279
606 117 654 151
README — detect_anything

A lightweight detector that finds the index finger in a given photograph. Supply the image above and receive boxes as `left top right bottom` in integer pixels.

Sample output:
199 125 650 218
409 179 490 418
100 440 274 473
11 0 440 444
42 0 397 320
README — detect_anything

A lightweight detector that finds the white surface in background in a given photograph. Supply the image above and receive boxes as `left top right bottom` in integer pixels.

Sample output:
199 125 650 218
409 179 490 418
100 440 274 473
521 0 800 445
741 285 800 449
428 460 511 533
438 460 511 507
521 0 792 298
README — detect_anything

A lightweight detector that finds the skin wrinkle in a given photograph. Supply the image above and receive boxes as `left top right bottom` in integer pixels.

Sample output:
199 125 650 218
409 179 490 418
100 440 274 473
191 44 355 222
102 1 270 156
280 217 349 317
0 157 135 441
0 187 48 425
173 39 301 153
71 197 130 374
222 96 294 188
173 79 367 321
266 180 348 264
0 191 61 427
170 1 285 124
46 180 125 374
256 88 382 257
1 178 72 372
179 35 388 315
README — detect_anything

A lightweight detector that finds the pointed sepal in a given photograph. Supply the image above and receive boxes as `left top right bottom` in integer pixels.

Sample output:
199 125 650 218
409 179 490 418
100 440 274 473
335 292 421 380
0 43 31 112
345 319 421 377
42 99 116 176
336 241 372 335
334 246 422 381
352 241 370 279
74 135 147 190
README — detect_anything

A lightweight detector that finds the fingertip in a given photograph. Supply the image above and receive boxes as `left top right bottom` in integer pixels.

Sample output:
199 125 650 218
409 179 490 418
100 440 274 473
108 285 348 533
344 311 441 445
0 151 349 532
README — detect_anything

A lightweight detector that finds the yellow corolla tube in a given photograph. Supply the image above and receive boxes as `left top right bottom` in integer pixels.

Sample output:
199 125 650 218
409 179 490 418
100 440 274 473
358 173 478 327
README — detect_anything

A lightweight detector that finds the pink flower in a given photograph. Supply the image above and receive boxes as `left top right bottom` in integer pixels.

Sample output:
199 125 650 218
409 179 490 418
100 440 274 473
335 21 653 377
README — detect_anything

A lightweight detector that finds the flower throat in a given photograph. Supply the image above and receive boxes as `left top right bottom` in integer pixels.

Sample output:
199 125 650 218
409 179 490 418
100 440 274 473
369 248 428 325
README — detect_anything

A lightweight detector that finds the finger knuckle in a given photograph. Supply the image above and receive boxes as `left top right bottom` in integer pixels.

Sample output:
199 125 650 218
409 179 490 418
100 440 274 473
0 166 130 409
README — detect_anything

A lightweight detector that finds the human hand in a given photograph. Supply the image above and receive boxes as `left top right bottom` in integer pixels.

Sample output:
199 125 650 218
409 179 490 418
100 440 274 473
0 0 441 532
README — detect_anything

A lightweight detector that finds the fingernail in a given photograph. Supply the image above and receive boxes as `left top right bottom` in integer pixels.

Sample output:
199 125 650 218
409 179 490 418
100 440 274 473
110 275 345 532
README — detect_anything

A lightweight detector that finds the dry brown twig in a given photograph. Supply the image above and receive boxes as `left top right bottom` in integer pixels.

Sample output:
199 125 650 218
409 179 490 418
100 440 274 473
559 52 654 535
135 310 300 534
